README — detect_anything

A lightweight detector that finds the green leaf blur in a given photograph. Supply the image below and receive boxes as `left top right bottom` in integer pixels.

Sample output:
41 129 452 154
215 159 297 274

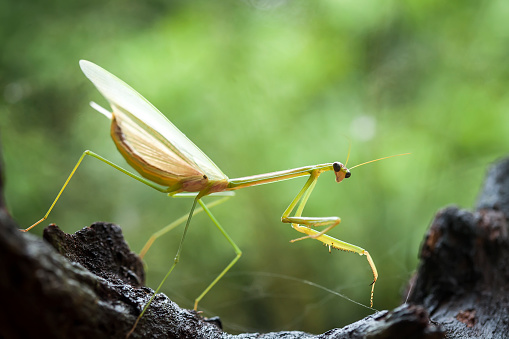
2 0 509 334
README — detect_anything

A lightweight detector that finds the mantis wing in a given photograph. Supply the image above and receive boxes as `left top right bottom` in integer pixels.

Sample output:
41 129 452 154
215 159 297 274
79 60 228 187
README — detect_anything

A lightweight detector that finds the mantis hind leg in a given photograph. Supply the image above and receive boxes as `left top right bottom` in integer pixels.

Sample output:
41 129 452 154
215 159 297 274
139 195 233 259
127 198 241 337
281 171 378 307
127 196 201 338
193 199 242 310
23 150 168 232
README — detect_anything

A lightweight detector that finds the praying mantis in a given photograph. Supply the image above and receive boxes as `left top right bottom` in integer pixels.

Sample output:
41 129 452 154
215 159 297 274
23 60 408 336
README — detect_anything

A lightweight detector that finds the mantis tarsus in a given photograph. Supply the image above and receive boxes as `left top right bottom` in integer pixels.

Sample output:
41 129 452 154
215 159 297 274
23 60 408 337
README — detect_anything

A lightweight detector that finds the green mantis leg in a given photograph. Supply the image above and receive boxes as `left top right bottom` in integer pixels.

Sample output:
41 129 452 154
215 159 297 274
281 170 378 307
23 150 168 232
127 198 241 337
139 195 233 259
127 196 201 338
281 171 341 242
193 199 242 310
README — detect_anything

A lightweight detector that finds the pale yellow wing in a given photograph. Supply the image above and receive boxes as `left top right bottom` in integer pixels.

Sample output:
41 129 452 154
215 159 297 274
80 60 228 188
111 105 203 186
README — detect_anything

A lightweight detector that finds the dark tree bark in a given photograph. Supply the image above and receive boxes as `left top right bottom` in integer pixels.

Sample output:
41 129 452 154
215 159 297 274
3 154 509 338
0 216 442 338
406 158 509 338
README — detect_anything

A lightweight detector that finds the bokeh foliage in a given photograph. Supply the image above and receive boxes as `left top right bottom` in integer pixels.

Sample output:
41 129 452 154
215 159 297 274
2 0 509 334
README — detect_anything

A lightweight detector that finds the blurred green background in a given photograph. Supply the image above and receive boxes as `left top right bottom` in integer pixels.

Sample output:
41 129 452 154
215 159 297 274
2 0 509 334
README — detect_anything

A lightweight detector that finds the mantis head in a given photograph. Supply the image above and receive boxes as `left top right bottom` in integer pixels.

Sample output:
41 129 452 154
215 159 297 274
333 162 351 183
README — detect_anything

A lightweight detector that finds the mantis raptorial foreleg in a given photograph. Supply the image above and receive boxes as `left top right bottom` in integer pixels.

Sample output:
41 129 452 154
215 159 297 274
282 171 341 242
23 150 168 233
281 170 377 307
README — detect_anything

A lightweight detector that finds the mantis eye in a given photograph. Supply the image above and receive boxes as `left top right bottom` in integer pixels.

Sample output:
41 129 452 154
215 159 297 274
345 171 351 178
333 162 343 172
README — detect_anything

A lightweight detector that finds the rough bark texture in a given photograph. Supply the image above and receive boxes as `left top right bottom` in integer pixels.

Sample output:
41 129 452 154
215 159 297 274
2 156 509 338
406 157 509 338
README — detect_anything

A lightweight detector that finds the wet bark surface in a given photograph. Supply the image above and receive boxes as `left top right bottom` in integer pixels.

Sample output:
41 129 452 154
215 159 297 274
2 155 509 338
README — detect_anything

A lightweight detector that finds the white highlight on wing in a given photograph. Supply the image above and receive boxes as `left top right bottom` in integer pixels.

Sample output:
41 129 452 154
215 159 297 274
89 101 112 119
